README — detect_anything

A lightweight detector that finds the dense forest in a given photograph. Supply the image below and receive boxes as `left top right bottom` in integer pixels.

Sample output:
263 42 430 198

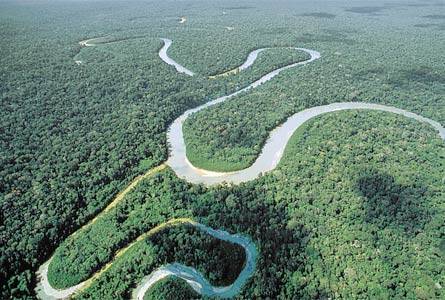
182 18 445 171
51 111 444 299
1 0 444 298
143 277 199 300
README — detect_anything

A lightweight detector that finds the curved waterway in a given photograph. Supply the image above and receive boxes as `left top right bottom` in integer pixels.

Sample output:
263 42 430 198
132 222 257 299
159 38 286 78
168 102 445 185
36 260 86 300
163 40 444 185
36 38 445 300
159 38 195 76
36 220 256 300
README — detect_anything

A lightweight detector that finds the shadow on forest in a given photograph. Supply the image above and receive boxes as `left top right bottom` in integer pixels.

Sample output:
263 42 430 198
296 30 355 45
190 186 312 297
384 2 431 8
299 12 336 19
354 67 385 80
148 225 246 287
355 66 445 86
388 66 445 87
257 27 290 35
423 14 445 20
403 3 431 8
414 23 445 30
344 6 388 15
355 169 430 234
222 6 255 11
439 240 445 256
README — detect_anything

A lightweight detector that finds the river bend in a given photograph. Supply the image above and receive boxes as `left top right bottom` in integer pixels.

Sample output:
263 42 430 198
36 37 444 300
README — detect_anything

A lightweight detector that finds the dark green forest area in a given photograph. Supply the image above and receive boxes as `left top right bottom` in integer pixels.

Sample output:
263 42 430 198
143 277 199 300
1 0 444 299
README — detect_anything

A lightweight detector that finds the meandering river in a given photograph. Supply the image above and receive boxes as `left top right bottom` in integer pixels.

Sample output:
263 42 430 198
36 37 444 300
162 39 444 185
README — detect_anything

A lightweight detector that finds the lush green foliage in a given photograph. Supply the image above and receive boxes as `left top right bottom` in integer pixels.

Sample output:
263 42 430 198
184 48 310 171
47 171 195 288
0 6 209 296
183 39 444 170
47 169 245 290
143 277 199 300
52 111 444 299
1 0 444 298
181 4 444 172
75 224 246 299
271 111 444 299
1 1 311 296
